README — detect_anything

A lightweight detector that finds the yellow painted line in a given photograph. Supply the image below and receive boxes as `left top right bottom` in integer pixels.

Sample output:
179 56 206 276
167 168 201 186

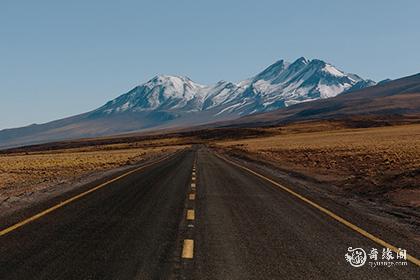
186 209 195 220
0 153 178 237
189 193 196 200
182 239 194 259
216 153 420 267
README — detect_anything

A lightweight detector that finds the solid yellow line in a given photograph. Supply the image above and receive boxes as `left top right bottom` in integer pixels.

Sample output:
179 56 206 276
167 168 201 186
182 239 194 259
189 193 196 200
216 154 420 267
0 152 178 237
186 209 195 221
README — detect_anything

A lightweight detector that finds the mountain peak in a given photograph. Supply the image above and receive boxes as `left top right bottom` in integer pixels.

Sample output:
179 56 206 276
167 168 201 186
254 59 289 81
294 56 309 65
145 75 205 92
148 74 195 85
309 59 326 66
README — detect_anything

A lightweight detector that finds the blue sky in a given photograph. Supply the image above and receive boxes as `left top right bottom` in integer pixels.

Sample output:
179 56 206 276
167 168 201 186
1 0 419 129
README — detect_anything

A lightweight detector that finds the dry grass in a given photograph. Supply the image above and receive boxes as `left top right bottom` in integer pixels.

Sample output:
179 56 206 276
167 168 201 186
216 123 420 207
0 144 186 199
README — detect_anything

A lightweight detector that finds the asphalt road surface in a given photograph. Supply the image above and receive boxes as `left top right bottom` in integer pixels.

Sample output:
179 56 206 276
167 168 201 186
0 147 418 279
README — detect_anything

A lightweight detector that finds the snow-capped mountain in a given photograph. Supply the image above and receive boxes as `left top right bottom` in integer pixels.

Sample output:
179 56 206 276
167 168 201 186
239 57 371 107
95 57 375 118
99 75 207 114
0 57 376 148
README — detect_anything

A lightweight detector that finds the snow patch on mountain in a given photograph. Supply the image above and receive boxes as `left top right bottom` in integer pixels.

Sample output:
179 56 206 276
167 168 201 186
322 64 345 77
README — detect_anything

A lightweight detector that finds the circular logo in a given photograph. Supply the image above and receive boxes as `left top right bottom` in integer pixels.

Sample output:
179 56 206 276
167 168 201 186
345 247 367 267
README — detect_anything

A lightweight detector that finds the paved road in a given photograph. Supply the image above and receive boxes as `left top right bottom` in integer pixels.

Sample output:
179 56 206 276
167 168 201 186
0 147 418 279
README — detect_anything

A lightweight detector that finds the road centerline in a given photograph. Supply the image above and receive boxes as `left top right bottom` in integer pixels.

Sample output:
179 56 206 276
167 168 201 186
182 239 194 259
187 209 195 221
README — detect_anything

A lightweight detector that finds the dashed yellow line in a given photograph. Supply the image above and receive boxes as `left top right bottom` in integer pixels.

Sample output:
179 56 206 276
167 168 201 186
186 209 195 221
0 153 178 237
182 239 194 259
182 165 196 260
216 153 420 267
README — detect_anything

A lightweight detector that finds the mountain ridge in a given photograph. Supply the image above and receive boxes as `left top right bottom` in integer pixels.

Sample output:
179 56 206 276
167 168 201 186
217 72 420 128
93 57 374 116
0 57 376 148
